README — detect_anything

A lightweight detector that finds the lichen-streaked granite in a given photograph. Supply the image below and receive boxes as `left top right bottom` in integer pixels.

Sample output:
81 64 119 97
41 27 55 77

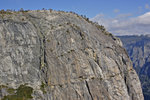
0 10 144 100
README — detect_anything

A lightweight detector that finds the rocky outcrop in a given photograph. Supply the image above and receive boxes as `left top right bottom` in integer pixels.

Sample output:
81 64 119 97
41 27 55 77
0 10 144 100
119 35 150 100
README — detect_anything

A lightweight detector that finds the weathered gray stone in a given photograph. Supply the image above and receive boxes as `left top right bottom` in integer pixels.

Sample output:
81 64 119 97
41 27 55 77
0 10 143 100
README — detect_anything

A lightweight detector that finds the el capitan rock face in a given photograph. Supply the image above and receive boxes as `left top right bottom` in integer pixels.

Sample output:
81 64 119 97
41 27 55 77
0 10 144 100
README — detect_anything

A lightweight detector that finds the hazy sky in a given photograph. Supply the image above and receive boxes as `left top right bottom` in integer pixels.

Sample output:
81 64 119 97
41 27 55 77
0 0 150 18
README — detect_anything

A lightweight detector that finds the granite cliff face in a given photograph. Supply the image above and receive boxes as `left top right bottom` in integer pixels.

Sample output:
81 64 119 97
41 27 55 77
119 35 150 100
0 10 144 100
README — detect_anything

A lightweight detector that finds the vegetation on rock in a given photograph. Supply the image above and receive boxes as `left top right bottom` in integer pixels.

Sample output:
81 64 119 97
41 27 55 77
2 85 33 100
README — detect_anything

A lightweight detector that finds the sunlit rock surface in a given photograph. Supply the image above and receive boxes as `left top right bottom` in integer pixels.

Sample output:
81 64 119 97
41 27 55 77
0 10 144 100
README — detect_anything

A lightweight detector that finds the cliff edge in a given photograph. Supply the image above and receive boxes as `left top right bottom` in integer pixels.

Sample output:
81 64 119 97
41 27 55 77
0 10 144 100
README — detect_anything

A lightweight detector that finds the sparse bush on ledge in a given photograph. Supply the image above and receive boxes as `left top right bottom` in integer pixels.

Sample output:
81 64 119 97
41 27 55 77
0 8 112 36
0 9 13 15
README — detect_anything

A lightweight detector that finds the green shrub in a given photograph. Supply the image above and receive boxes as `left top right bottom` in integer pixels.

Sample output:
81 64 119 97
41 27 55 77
2 85 33 100
40 82 47 94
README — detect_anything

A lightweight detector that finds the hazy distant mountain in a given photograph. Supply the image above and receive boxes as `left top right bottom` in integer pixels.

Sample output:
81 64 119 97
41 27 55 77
118 35 150 100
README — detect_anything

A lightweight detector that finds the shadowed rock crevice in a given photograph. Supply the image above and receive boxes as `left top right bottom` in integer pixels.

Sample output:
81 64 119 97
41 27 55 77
85 80 94 100
27 16 48 84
